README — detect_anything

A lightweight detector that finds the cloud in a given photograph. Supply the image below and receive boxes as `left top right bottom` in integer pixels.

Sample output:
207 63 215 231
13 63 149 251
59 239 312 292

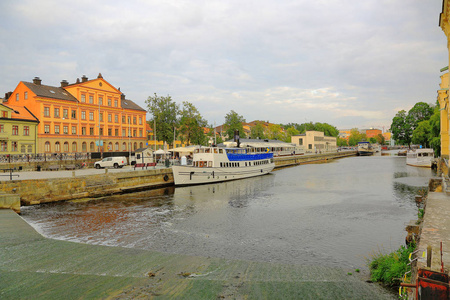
0 0 447 130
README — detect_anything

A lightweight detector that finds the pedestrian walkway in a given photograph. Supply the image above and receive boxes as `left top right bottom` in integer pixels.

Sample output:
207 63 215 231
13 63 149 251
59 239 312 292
0 165 167 181
416 191 450 272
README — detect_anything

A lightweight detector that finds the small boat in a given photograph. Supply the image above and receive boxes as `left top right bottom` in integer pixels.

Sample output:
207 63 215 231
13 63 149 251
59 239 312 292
357 141 374 156
406 148 435 168
172 145 275 186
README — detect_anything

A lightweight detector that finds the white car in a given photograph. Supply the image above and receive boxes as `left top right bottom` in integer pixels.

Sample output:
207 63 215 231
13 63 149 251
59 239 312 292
94 156 127 169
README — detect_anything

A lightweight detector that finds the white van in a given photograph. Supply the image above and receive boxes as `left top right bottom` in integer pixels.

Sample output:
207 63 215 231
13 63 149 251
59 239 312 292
94 156 127 169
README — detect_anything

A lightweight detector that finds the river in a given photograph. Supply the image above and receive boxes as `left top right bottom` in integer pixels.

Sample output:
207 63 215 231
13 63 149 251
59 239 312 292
20 153 434 271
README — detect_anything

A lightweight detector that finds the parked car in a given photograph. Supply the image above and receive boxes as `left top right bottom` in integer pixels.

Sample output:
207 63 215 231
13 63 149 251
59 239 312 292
94 156 127 169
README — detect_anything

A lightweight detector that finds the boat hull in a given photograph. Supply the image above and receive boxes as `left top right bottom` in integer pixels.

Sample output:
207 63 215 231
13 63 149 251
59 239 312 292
172 163 275 186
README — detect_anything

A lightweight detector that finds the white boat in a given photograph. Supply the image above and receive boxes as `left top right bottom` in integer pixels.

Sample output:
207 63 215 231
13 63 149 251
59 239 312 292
172 146 275 186
357 141 374 156
406 148 435 168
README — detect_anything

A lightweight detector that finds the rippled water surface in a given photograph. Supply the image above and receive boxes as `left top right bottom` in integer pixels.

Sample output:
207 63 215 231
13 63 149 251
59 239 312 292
21 154 434 269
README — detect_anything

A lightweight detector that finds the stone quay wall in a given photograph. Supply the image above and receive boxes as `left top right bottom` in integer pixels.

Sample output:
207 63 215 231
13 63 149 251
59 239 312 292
0 151 356 206
0 168 173 205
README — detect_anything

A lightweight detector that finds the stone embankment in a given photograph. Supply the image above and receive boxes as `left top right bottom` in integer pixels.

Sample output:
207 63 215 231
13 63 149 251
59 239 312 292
0 151 356 206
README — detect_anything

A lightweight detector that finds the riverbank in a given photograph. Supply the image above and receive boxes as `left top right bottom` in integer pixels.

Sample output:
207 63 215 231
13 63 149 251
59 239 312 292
0 209 395 299
0 151 357 206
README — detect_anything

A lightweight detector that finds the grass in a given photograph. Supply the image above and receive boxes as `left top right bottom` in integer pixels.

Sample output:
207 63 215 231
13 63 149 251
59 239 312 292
368 242 416 286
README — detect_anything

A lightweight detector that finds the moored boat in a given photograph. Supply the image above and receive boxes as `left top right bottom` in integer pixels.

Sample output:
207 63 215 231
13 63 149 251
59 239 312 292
357 141 374 156
406 148 435 168
172 145 275 186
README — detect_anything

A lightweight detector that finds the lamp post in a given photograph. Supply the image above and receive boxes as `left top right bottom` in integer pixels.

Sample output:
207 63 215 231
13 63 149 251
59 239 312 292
128 128 131 165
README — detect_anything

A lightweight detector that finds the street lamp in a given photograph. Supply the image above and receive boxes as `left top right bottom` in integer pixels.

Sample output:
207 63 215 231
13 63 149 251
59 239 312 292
128 128 131 165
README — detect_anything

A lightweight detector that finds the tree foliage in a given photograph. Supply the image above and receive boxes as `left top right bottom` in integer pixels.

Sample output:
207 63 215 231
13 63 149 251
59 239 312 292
285 127 300 143
224 110 246 139
146 93 179 146
179 101 208 146
390 110 411 146
282 122 338 137
348 128 367 146
250 123 266 139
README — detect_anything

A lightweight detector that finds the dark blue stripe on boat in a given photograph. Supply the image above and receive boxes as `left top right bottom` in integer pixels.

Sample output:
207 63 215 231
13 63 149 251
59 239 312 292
226 152 273 161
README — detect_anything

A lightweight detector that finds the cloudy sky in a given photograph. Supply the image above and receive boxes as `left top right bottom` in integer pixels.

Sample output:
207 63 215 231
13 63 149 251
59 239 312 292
0 0 447 130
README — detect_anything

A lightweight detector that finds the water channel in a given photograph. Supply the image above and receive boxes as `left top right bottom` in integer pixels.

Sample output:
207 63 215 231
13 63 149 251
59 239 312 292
21 153 434 271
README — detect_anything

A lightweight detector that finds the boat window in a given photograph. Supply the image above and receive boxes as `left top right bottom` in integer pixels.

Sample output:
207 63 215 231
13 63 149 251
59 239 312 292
214 148 218 153
219 149 223 154
208 161 212 167
205 148 210 153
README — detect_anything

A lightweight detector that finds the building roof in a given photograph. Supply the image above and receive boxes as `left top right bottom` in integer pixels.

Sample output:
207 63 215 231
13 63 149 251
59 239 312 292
22 81 78 102
0 103 39 122
121 98 146 112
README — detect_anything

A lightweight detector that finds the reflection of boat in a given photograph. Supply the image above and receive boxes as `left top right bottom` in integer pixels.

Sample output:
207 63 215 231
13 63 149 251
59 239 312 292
357 142 374 156
406 148 435 168
172 146 275 186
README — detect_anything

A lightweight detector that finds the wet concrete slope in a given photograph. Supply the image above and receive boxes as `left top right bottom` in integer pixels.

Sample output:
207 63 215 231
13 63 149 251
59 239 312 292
0 210 394 299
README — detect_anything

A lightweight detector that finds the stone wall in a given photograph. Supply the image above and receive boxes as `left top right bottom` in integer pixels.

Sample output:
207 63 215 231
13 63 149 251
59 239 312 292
0 168 173 205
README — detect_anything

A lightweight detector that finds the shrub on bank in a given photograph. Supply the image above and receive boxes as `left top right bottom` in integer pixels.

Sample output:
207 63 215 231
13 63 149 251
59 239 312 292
368 242 416 286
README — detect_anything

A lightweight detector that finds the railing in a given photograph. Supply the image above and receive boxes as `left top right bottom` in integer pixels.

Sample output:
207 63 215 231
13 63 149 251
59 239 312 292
0 153 91 164
0 168 19 180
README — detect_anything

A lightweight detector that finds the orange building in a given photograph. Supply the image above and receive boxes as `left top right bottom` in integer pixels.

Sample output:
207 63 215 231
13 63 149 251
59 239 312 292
365 129 382 139
3 74 147 154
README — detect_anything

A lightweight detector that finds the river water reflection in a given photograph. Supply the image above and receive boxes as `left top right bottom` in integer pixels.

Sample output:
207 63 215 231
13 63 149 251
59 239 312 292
21 154 434 270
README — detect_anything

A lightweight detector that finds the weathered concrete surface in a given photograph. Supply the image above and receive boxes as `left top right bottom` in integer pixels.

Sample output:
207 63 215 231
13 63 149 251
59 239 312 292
0 210 394 299
0 193 20 213
416 192 450 273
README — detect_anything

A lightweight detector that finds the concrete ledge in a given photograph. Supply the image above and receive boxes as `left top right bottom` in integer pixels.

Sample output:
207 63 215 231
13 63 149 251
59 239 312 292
0 192 20 213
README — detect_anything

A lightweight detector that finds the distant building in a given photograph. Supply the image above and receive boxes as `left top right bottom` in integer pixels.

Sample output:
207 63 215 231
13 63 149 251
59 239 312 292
291 131 337 152
0 103 39 154
366 129 382 139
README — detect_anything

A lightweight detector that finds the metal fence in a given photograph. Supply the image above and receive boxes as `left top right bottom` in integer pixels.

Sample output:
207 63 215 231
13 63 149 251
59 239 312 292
0 153 92 164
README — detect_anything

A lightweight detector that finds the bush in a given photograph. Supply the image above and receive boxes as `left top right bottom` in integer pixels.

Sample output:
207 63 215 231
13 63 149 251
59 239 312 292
368 242 416 286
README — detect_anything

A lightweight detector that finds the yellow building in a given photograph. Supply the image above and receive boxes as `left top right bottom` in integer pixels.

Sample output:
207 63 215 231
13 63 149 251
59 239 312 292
438 73 449 158
0 103 39 155
291 131 337 152
440 2 450 158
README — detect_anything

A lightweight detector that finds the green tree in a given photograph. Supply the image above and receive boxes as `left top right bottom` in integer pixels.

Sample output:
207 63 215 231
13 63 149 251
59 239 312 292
375 134 385 145
284 127 300 143
412 120 431 148
337 137 348 147
179 101 207 146
390 110 411 146
369 137 377 144
250 123 266 139
224 110 246 139
348 128 367 146
406 102 434 132
267 124 283 140
314 122 339 137
146 93 179 146
428 104 441 156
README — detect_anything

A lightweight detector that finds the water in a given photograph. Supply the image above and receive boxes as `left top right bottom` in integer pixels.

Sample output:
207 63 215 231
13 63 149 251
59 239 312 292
21 154 434 270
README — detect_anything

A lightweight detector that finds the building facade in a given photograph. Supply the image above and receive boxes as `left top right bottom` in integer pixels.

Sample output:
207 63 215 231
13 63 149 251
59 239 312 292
0 103 39 155
291 131 337 152
440 1 450 159
2 74 147 154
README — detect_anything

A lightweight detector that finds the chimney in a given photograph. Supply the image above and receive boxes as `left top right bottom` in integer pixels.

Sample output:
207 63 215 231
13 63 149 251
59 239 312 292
97 73 103 79
33 77 42 85
60 80 69 87
76 78 80 84
81 75 88 82
121 93 125 100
